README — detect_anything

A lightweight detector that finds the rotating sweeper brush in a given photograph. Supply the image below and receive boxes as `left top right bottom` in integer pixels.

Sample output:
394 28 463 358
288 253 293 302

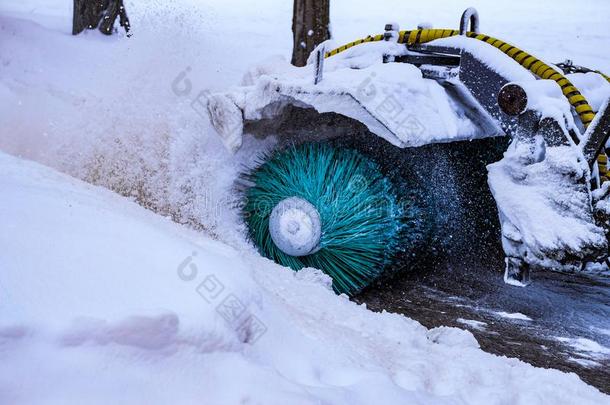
208 8 610 295
242 143 426 295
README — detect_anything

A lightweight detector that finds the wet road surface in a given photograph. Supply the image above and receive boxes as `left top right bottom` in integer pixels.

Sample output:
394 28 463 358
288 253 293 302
357 265 610 394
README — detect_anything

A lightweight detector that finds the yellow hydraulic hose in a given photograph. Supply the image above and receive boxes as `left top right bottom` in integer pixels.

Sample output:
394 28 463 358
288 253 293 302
325 28 610 180
327 29 596 126
324 34 385 58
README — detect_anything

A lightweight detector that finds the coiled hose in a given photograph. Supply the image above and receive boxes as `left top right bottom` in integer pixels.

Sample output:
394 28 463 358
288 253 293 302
325 29 610 180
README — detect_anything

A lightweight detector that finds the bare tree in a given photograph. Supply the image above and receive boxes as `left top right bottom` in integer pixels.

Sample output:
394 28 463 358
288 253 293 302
73 0 131 36
291 0 330 67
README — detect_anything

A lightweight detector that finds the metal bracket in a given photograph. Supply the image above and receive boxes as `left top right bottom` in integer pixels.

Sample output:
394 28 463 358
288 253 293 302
382 23 400 63
459 7 480 35
313 45 325 85
581 97 610 167
383 22 400 42
555 59 595 75
408 43 461 56
393 54 460 67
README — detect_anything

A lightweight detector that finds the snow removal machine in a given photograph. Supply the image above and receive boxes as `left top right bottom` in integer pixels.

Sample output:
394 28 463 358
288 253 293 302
206 8 610 296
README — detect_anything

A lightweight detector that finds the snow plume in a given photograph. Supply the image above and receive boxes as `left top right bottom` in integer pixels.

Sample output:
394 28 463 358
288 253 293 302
0 2 278 244
55 95 248 243
56 101 236 240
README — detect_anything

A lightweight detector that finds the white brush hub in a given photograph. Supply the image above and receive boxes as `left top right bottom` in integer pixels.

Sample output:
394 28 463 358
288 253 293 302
269 197 322 257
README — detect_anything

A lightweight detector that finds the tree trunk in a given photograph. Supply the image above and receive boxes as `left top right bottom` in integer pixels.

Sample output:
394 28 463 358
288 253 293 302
98 0 131 35
73 0 131 36
72 0 106 35
291 0 330 67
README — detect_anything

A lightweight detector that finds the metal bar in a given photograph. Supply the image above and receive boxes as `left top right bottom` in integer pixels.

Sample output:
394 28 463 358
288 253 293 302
582 97 610 167
459 7 480 35
314 46 325 85
393 54 460 67
408 43 462 55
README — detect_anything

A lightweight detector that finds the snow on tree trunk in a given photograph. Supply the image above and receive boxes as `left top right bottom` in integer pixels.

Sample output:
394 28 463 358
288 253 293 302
291 0 330 67
72 0 131 36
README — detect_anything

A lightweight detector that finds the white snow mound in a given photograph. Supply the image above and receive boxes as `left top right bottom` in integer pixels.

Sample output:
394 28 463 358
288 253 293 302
1 152 608 404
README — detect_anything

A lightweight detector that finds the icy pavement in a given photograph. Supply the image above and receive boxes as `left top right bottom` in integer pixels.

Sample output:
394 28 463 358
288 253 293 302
358 263 610 393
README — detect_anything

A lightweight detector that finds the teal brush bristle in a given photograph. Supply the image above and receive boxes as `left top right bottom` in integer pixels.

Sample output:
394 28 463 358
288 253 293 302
243 143 410 296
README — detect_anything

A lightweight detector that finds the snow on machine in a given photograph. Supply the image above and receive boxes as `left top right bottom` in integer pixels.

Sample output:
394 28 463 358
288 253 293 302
207 8 610 295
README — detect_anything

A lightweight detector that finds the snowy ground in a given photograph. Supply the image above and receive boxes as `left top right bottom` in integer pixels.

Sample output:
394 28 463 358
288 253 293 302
1 0 610 403
2 148 608 404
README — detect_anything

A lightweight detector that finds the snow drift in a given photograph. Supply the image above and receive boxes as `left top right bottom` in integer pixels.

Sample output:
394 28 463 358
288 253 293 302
1 151 608 404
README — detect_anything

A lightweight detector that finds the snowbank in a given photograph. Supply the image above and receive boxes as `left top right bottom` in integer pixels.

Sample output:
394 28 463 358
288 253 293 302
1 151 609 404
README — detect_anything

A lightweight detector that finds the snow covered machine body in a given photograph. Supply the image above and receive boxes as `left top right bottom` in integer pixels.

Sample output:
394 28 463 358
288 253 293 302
207 9 610 295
